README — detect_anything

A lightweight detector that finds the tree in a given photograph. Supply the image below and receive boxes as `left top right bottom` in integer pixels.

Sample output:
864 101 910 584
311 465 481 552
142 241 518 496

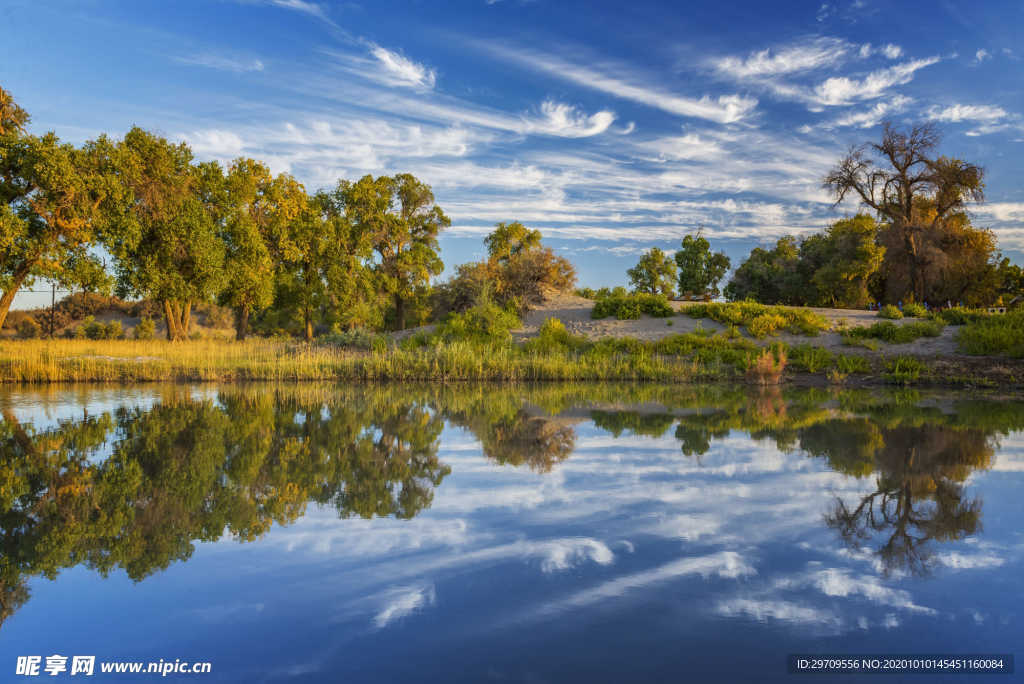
0 87 109 331
823 122 984 303
95 128 226 340
803 214 885 308
628 247 677 296
724 236 802 303
675 233 730 298
340 174 448 330
218 159 306 340
484 221 541 265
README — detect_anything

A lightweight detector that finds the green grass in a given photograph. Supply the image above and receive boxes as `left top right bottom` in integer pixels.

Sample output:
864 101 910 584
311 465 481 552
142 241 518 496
878 304 903 320
683 302 829 338
842 320 944 344
788 344 834 373
884 356 927 384
956 311 1024 357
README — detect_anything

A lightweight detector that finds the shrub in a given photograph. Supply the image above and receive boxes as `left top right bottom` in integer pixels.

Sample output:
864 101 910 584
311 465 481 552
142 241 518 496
523 317 585 354
745 346 787 385
683 301 828 337
884 356 926 384
104 320 123 340
939 307 989 326
436 298 520 345
955 311 1024 357
902 303 927 318
134 317 156 340
591 293 673 320
321 328 387 352
575 288 597 299
15 316 40 339
836 354 872 374
878 304 903 320
789 344 833 373
844 320 943 344
748 313 787 338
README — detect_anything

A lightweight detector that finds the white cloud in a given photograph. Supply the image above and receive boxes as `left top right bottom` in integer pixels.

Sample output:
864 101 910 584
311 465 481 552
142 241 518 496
716 598 841 627
711 37 852 79
180 129 246 159
483 44 757 124
826 94 913 128
925 103 1008 123
975 48 991 63
369 45 437 90
937 552 1005 570
811 569 935 614
373 584 436 628
812 56 939 106
174 53 265 73
521 100 616 138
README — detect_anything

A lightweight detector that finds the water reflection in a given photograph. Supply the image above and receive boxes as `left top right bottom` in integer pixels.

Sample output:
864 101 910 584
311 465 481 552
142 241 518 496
1 384 1022 637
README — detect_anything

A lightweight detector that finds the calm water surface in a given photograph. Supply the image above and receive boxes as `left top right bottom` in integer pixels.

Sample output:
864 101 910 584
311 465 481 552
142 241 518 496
1 384 1022 682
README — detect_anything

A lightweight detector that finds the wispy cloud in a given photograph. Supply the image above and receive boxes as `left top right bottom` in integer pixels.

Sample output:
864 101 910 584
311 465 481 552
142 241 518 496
810 56 939 106
521 101 616 138
975 48 991 64
173 53 265 73
926 103 1008 123
369 45 437 89
710 37 852 79
482 43 758 124
373 584 436 628
821 94 913 128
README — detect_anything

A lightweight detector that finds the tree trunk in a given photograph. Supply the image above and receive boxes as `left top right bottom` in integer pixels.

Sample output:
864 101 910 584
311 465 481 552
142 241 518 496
304 304 313 341
0 265 32 332
394 293 406 331
162 300 193 341
234 304 250 341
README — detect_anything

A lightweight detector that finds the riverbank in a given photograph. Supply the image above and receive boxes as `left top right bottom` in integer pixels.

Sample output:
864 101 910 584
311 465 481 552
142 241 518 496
1 334 1021 389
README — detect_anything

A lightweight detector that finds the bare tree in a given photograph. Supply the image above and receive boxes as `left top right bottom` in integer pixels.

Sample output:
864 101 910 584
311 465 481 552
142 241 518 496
823 122 984 301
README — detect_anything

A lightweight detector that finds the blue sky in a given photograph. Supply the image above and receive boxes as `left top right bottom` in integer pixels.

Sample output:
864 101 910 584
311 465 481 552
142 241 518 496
2 0 1022 304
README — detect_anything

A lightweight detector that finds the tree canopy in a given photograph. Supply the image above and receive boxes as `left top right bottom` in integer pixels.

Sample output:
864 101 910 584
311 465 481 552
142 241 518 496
675 234 730 298
628 247 677 296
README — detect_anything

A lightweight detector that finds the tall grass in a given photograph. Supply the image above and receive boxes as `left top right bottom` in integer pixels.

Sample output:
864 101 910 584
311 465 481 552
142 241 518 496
956 312 1024 357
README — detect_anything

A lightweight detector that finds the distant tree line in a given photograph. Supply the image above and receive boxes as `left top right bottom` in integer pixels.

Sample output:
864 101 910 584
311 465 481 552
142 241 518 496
0 86 575 340
628 123 1021 309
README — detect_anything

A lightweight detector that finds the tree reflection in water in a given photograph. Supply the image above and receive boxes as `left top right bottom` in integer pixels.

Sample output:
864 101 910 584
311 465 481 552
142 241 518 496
0 384 1022 628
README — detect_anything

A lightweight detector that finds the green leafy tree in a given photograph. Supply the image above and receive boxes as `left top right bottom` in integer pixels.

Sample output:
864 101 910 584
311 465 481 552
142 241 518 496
628 247 677 296
95 128 226 340
340 174 449 330
724 236 803 303
802 214 885 308
675 233 730 298
0 87 109 331
218 159 306 339
484 221 542 265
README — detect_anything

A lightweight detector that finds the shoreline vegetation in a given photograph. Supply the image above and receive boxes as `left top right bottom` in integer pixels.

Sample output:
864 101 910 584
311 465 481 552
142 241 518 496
1 299 1022 388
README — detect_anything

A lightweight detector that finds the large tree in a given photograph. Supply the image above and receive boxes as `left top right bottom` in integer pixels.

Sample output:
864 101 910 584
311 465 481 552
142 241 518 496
484 221 541 265
675 233 730 299
218 159 306 340
628 247 677 296
724 236 802 303
95 128 226 340
0 87 109 331
823 122 984 303
801 214 886 308
340 174 448 330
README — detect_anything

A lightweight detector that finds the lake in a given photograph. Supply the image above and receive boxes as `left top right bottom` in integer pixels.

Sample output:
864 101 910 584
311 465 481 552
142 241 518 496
1 383 1022 682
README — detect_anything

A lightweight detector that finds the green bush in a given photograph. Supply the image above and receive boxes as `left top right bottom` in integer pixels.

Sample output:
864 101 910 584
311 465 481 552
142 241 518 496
884 356 926 384
134 317 156 340
591 293 673 320
523 317 586 354
683 301 828 337
15 316 40 339
844 320 943 344
321 328 387 351
436 299 520 345
789 344 833 372
836 354 872 374
902 303 927 318
878 304 903 320
748 313 787 338
955 312 1024 357
575 288 596 299
939 307 989 326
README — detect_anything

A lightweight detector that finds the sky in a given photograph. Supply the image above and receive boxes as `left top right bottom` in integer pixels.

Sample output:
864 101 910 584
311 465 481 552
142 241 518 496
2 0 1023 306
